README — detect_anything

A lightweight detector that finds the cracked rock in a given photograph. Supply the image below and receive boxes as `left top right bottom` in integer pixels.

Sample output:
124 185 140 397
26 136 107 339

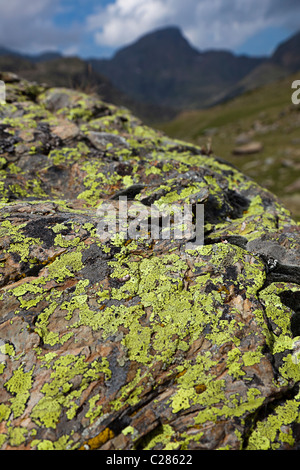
0 75 300 450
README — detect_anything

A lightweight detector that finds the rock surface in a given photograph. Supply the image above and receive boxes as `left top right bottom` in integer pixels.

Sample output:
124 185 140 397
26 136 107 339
0 74 300 450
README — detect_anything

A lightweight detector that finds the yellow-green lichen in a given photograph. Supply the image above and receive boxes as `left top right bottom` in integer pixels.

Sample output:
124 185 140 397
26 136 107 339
8 427 29 447
30 354 111 429
247 398 300 450
31 435 77 450
143 424 176 450
1 78 300 450
0 404 11 422
4 366 34 418
85 394 102 424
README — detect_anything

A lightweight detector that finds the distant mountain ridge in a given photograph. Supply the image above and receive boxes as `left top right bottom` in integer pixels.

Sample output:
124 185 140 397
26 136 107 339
0 46 62 63
216 30 300 103
0 51 177 123
89 26 266 110
0 26 300 119
272 30 300 71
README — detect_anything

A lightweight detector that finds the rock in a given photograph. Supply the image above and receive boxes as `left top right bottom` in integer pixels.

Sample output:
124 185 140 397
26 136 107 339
0 75 300 450
51 120 80 142
235 132 252 145
87 131 130 150
233 141 263 155
0 72 20 83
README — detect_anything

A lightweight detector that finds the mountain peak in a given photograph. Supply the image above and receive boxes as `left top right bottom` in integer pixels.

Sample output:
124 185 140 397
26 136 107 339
91 25 264 110
114 25 198 60
271 30 300 71
137 25 185 41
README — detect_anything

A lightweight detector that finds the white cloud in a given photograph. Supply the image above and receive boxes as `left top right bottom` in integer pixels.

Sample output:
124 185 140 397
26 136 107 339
86 0 299 53
86 0 172 48
0 0 55 18
0 0 299 57
62 45 80 57
182 0 273 51
0 0 79 54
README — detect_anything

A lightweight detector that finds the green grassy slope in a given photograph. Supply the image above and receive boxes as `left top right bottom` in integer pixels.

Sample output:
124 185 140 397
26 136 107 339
158 73 300 220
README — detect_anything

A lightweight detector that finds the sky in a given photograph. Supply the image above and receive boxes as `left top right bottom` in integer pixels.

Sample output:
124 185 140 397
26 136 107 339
0 0 299 59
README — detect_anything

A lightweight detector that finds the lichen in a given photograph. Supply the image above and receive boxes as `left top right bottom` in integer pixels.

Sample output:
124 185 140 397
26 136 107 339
1 77 300 450
32 435 77 450
4 366 34 418
246 398 300 450
79 428 115 450
8 427 29 447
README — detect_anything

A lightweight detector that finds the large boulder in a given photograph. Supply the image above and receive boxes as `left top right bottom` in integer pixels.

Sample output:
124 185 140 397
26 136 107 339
0 73 300 450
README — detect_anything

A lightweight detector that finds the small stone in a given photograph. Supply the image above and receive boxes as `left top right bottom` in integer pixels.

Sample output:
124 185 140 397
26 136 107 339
51 121 80 141
233 141 263 155
87 131 129 149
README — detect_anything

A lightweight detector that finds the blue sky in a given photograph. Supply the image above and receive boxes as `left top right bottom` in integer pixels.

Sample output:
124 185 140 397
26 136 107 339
0 0 299 58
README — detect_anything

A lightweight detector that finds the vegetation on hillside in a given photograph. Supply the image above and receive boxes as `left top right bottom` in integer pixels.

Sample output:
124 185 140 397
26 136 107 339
158 73 300 220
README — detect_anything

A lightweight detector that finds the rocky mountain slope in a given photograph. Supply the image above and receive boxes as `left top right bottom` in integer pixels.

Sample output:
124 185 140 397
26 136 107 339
271 30 300 73
0 74 300 450
1 27 299 120
90 26 300 110
159 72 300 222
216 30 300 102
90 26 265 110
0 54 176 125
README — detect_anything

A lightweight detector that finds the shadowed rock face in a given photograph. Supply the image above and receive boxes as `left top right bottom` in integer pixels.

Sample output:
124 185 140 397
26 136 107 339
0 72 300 450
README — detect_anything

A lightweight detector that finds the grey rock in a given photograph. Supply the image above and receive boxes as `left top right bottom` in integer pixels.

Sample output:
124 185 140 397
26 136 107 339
87 131 130 150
